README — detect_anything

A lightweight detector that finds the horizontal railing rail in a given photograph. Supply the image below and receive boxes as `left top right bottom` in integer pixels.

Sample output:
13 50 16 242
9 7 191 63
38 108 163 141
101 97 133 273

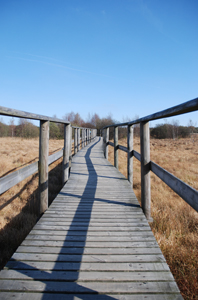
102 97 198 219
0 106 97 215
103 97 198 128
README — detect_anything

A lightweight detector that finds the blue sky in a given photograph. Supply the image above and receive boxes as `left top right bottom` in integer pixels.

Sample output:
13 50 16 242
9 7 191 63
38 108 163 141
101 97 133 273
1 0 198 126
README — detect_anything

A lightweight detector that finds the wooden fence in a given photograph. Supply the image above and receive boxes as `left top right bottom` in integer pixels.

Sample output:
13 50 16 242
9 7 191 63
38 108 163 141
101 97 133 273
0 106 97 215
102 97 198 221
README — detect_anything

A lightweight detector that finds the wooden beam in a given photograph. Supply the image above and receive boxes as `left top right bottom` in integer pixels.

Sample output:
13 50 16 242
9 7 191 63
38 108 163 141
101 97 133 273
0 106 70 124
85 129 87 146
69 125 72 169
77 128 80 152
133 150 141 162
114 126 118 169
140 122 152 222
102 97 198 128
128 125 133 185
62 124 70 184
151 161 198 212
118 145 128 152
83 129 85 148
74 128 77 154
39 120 49 214
105 127 109 159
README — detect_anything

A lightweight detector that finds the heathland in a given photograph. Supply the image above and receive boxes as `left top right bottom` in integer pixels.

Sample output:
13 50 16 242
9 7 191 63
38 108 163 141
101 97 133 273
0 136 197 300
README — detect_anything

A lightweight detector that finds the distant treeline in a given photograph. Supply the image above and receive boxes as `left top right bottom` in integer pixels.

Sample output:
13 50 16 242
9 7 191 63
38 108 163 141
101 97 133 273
150 123 198 139
0 113 115 139
0 113 197 140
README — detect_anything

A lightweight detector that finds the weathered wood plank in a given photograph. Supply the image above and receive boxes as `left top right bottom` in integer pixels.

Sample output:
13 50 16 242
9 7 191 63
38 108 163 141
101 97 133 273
0 270 174 281
5 261 171 271
29 229 152 235
25 234 155 242
11 252 166 263
0 293 183 300
15 245 162 255
21 240 160 248
0 280 181 293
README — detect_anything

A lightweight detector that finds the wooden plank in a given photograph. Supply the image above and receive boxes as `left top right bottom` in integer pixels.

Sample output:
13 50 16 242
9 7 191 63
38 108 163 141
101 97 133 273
5 260 171 271
0 270 174 281
31 225 150 231
24 235 156 242
11 253 166 263
20 240 160 248
0 280 180 293
28 229 152 236
0 292 184 300
15 246 162 255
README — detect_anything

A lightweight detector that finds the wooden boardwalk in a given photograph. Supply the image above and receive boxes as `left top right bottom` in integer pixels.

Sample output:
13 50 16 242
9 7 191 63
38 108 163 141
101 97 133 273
0 137 183 299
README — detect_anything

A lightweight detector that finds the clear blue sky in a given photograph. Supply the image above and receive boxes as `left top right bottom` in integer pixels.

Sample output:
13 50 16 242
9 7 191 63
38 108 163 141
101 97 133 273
1 0 198 126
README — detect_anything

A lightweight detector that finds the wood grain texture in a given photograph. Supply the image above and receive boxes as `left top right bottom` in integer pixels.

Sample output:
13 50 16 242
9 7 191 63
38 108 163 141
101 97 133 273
39 120 49 214
0 137 183 299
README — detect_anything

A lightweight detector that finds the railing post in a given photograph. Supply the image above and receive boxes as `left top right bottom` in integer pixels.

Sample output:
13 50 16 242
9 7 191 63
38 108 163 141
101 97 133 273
85 129 87 146
81 128 83 148
114 126 118 169
39 120 49 214
82 128 84 148
105 127 109 159
140 121 152 221
69 125 72 168
74 128 77 154
102 129 105 155
62 123 70 184
77 128 80 151
127 125 133 185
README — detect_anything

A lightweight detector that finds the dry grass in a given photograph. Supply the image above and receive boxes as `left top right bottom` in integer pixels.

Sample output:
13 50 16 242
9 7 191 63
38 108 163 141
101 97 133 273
109 137 198 300
0 137 64 268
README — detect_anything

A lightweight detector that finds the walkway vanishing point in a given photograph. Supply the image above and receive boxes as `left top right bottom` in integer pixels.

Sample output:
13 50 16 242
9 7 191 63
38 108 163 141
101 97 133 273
0 137 183 299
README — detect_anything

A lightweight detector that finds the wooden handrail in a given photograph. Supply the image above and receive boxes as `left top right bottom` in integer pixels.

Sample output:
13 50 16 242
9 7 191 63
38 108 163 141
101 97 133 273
0 106 70 124
103 97 198 128
102 97 198 218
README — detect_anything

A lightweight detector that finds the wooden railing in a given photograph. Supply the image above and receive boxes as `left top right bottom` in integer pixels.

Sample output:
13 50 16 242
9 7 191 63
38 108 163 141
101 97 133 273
102 97 198 221
0 106 97 215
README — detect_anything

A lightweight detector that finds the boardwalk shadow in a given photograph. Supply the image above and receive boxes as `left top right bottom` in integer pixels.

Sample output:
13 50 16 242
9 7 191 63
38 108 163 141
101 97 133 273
8 138 117 299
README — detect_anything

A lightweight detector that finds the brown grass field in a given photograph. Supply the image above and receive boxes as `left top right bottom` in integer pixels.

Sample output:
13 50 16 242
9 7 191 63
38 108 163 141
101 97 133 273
0 136 197 299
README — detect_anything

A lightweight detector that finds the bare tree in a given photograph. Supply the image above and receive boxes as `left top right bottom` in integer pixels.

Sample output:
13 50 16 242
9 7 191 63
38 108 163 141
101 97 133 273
9 117 15 138
171 119 179 140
